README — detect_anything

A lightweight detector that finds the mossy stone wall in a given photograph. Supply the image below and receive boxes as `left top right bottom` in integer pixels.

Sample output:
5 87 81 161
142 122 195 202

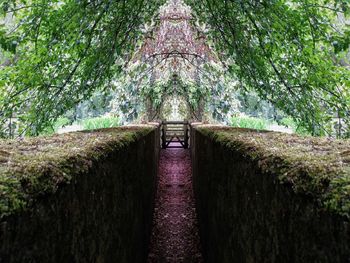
0 126 160 263
191 125 350 263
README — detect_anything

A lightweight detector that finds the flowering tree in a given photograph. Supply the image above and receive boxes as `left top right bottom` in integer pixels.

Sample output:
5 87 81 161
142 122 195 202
126 0 226 121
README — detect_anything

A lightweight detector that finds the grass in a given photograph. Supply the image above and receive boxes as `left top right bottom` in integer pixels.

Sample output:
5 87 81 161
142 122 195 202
230 116 269 130
230 115 311 136
78 116 120 130
40 116 121 136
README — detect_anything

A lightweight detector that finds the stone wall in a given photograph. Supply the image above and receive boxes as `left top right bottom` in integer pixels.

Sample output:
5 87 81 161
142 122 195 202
191 124 350 263
0 125 160 263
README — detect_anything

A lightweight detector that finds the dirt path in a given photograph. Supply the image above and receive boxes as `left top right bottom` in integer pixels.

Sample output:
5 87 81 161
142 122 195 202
148 148 203 263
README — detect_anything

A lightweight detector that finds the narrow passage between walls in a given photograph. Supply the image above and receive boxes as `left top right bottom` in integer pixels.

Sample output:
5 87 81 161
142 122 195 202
148 148 203 263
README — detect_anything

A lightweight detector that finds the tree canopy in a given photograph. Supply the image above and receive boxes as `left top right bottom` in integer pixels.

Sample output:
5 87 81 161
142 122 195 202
0 0 350 137
0 0 164 136
188 0 350 137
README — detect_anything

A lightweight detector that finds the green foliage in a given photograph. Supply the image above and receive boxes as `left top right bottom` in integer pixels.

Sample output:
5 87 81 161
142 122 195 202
40 117 71 135
230 116 269 130
0 0 164 136
280 117 311 136
187 0 350 137
79 116 120 130
0 26 17 53
0 0 350 138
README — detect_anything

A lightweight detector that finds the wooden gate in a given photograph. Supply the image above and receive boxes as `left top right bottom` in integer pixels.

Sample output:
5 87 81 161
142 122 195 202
161 121 189 149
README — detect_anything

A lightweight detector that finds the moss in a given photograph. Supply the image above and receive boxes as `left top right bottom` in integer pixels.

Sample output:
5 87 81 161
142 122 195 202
0 125 156 218
196 125 350 218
